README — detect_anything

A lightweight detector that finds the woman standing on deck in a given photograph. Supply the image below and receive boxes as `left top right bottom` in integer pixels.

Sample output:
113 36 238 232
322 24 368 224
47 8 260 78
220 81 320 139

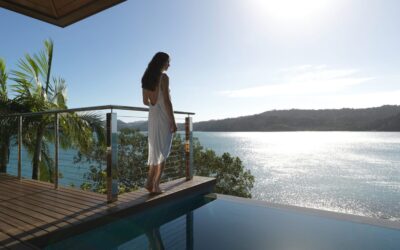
142 52 177 194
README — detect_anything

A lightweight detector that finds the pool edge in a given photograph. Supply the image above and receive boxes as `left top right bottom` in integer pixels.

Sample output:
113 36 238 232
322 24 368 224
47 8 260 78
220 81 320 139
216 194 400 231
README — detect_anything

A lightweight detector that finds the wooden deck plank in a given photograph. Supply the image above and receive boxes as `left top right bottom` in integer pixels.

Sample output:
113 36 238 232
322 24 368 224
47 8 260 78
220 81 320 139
20 178 107 200
2 180 104 206
0 188 99 217
6 193 81 218
0 177 105 202
0 191 17 201
0 211 47 240
0 185 37 197
1 182 104 209
0 188 96 217
0 201 70 229
0 181 101 204
0 207 62 239
0 174 215 249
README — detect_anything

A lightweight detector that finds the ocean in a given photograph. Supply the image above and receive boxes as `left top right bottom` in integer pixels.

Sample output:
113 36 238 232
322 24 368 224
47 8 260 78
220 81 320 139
194 131 400 221
6 131 400 221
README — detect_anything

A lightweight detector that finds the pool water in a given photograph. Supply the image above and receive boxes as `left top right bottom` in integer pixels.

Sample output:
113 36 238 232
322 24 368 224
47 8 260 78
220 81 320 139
46 194 400 250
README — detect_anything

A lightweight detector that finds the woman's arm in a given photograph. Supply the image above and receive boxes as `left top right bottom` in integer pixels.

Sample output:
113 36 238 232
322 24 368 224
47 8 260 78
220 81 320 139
142 87 159 106
161 74 177 132
142 89 150 106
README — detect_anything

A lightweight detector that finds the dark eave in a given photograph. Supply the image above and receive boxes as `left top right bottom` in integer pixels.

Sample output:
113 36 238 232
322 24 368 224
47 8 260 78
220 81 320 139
0 0 126 27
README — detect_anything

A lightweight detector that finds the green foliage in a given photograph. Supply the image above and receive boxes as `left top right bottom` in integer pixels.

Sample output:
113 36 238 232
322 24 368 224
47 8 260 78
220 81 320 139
0 59 29 173
74 139 107 193
0 58 10 173
77 128 155 193
2 39 104 180
192 139 254 198
78 128 255 198
9 39 69 180
0 58 8 101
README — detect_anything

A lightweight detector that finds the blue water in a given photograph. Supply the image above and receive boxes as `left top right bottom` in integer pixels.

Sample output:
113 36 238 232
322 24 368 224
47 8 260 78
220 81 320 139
6 132 400 221
194 132 400 221
6 145 95 188
45 194 400 250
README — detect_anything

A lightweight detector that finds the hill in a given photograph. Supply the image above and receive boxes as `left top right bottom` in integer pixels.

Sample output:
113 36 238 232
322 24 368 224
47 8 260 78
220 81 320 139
193 105 400 131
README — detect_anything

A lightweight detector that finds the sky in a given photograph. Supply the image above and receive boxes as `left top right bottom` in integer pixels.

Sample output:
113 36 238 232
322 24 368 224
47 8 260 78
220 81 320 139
1 0 400 122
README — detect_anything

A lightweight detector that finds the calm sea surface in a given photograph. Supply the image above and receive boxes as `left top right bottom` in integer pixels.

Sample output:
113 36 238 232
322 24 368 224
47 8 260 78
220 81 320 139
7 131 400 222
194 132 400 221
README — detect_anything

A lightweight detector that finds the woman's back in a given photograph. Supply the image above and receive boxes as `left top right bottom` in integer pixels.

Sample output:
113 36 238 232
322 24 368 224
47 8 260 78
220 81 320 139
148 76 173 166
149 77 169 112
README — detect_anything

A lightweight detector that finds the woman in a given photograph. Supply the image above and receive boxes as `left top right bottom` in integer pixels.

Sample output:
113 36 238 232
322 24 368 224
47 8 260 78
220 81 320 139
142 52 177 194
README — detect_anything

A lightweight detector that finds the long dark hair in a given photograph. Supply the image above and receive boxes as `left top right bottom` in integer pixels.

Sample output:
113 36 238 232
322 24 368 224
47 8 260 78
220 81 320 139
141 52 169 91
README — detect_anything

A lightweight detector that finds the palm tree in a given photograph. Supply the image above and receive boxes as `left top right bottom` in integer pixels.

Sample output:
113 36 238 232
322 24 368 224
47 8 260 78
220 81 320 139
0 59 30 173
0 58 11 173
11 40 104 181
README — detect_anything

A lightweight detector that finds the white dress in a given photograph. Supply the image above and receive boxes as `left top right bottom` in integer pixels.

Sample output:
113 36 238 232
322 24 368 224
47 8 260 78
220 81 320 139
147 81 173 166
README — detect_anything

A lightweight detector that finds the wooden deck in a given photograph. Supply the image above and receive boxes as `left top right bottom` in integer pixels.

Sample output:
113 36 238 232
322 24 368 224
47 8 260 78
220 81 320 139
0 174 215 249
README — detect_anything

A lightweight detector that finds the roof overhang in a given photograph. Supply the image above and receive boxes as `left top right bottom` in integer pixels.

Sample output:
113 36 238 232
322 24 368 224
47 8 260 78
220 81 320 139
0 0 126 27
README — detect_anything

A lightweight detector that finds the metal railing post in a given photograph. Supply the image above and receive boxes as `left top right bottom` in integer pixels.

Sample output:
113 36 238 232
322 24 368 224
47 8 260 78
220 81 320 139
106 112 118 203
18 116 22 180
185 117 193 180
54 113 59 189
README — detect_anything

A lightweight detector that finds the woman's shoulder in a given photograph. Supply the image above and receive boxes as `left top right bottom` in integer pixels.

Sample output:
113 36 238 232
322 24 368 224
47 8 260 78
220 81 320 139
161 73 169 80
160 74 169 89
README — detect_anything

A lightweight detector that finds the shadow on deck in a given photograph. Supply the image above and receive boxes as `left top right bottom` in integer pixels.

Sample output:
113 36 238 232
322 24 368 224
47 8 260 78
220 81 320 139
0 174 215 249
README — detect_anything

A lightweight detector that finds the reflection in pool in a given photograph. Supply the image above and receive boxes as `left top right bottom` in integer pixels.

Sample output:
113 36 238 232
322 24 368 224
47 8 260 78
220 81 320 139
46 194 400 250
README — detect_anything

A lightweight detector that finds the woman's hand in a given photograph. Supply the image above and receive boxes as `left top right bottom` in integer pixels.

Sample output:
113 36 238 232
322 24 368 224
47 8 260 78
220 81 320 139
170 121 178 133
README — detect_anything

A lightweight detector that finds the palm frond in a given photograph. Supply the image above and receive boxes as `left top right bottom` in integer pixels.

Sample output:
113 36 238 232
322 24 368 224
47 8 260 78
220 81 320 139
0 58 8 101
77 112 106 145
44 39 53 94
24 54 43 89
50 77 68 108
13 57 35 83
11 54 45 103
11 78 33 99
34 51 48 81
58 111 105 152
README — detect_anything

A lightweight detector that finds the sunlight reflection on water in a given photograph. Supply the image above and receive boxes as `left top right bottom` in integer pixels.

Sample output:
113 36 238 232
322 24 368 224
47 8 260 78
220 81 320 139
195 132 400 221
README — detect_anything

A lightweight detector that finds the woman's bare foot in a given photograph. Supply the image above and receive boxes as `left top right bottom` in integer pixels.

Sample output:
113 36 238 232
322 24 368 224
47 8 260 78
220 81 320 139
145 182 153 193
152 186 163 194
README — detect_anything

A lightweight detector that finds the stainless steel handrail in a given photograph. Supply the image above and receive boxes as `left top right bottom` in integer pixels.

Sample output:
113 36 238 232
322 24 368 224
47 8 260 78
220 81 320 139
0 104 195 203
0 104 195 118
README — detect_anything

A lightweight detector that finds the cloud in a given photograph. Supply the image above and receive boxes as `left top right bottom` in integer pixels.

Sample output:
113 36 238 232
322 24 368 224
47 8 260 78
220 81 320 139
220 65 374 98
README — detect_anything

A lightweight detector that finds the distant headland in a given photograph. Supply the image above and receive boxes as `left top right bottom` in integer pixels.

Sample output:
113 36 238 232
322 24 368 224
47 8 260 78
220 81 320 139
119 105 400 132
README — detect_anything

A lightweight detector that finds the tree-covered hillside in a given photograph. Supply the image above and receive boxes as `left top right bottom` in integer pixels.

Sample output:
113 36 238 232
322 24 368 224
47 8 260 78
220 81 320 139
193 105 400 131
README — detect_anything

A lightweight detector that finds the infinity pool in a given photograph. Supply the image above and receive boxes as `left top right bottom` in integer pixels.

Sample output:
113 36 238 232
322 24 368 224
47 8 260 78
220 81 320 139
45 194 400 250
